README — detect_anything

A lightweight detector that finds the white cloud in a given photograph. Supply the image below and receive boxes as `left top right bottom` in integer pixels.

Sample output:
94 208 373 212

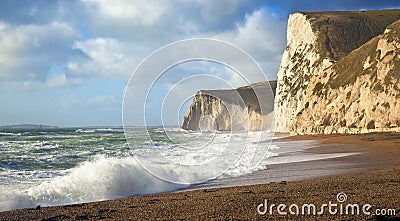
234 9 286 56
0 1 286 87
0 2 286 105
0 21 80 83
215 9 287 78
68 38 148 79
77 0 260 43
79 0 175 42
45 74 83 88
82 0 169 26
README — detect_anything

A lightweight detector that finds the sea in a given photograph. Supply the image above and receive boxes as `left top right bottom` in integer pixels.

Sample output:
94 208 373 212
0 126 353 211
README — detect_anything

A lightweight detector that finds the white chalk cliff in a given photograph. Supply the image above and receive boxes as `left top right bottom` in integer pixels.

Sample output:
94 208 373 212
181 81 276 131
274 10 400 134
182 10 400 134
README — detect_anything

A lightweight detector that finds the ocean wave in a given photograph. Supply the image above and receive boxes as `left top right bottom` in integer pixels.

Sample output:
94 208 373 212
0 132 21 137
96 128 125 133
75 129 96 133
0 141 277 212
0 130 278 212
0 156 187 211
75 128 124 133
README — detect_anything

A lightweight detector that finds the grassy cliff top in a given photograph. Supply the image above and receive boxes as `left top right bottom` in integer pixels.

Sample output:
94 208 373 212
326 18 400 90
199 81 277 97
198 81 277 113
299 9 400 61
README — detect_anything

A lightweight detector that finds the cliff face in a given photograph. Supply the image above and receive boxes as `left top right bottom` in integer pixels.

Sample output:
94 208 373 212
182 10 400 134
181 81 276 131
275 10 400 134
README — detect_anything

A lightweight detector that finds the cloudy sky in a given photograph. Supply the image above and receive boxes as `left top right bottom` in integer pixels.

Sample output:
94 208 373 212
0 0 399 127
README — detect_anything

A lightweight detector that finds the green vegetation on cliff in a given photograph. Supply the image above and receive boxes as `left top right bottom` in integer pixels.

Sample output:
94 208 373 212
304 10 400 61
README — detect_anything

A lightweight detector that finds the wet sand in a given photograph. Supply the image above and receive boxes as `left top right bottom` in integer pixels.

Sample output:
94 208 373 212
1 132 399 220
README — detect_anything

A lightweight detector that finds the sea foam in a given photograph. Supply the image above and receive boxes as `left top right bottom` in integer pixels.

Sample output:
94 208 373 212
0 130 277 211
0 156 186 211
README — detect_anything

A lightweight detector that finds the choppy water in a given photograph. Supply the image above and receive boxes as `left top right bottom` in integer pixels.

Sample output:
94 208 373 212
0 126 355 212
0 127 128 185
0 127 278 211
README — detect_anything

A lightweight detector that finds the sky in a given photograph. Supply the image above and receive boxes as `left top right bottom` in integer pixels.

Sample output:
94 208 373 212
0 0 399 127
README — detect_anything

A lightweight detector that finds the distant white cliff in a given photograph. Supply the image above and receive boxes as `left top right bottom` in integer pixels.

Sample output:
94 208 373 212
181 81 276 131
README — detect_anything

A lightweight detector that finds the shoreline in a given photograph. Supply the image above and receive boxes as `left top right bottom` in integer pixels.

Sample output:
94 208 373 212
1 132 399 220
292 132 400 171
